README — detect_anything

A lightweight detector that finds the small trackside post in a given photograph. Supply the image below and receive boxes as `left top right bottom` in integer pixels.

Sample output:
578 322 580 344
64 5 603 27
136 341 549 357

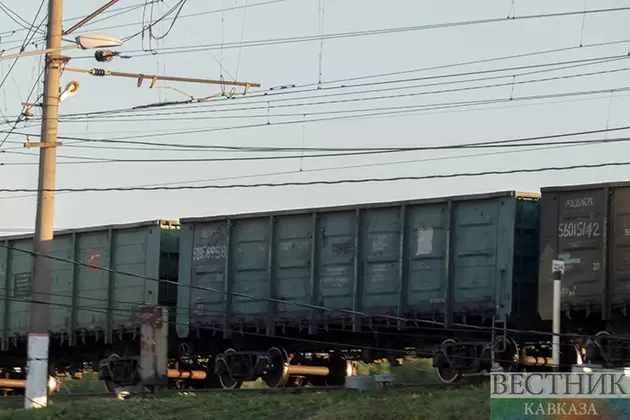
140 306 169 390
551 259 565 372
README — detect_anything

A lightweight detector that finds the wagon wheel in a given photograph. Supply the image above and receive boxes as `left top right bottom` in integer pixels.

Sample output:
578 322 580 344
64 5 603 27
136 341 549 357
101 353 120 394
435 338 462 384
495 337 519 373
217 349 243 390
262 347 290 388
325 355 351 386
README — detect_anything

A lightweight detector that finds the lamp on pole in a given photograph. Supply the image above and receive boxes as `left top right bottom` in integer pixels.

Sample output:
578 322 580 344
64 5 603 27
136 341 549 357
24 0 123 409
0 34 123 62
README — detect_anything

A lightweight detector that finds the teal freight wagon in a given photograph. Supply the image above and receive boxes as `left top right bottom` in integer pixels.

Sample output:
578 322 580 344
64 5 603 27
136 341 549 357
0 220 179 392
175 191 540 387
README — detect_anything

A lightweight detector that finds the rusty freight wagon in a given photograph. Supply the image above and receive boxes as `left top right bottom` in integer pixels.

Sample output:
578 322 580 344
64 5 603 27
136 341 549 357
176 190 541 387
538 181 630 369
0 220 180 394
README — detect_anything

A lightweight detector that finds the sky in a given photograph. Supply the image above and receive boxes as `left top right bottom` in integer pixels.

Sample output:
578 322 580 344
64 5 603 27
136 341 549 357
1 0 630 233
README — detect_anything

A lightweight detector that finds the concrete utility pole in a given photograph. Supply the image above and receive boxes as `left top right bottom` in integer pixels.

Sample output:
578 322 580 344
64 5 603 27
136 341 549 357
25 0 63 409
19 0 259 408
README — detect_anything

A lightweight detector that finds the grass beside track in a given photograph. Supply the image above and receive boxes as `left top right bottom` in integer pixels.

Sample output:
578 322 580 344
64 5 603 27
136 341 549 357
0 359 492 419
0 385 489 420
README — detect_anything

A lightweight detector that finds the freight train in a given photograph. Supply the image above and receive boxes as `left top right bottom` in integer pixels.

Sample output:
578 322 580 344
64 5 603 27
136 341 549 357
0 181 629 394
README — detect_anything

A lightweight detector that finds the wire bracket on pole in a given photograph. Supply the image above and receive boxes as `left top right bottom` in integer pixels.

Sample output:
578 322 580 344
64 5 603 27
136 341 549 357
48 55 71 65
197 82 252 102
23 142 62 149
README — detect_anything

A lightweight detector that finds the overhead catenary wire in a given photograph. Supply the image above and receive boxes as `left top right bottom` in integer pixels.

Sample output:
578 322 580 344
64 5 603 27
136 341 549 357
0 1 46 35
0 1 46 92
0 292 589 370
3 87 629 161
0 66 45 149
5 135 630 166
0 0 161 37
0 285 607 373
2 124 628 155
33 60 630 126
0 142 599 202
0 1 47 149
87 6 630 60
7 83 630 145
5 84 630 140
133 36 630 110
0 293 604 370
148 0 188 41
122 0 280 43
0 35 617 122
2 160 630 192
0 250 611 372
0 292 412 355
0 285 507 342
40 52 630 121
0 242 592 341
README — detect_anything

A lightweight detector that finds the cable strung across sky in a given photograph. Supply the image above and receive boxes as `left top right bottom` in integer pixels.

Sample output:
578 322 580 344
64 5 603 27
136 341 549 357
38 45 630 120
1 160 629 193
80 5 630 58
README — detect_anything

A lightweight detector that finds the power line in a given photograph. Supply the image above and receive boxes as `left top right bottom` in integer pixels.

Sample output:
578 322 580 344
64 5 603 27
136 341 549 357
122 36 630 111
1 160 629 192
57 56 630 123
41 60 630 125
47 51 630 120
0 88 630 154
0 1 46 35
0 66 45 149
3 135 630 166
128 0 189 44
0 0 161 37
0 2 47 149
9 84 630 144
0 286 493 342
67 0 287 42
0 142 583 202
302 39 630 88
0 292 415 355
0 242 587 340
96 6 630 59
2 124 628 154
0 292 602 369
0 2 45 91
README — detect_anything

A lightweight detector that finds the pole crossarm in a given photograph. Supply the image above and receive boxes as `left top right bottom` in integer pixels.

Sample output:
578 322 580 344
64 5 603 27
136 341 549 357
62 67 261 88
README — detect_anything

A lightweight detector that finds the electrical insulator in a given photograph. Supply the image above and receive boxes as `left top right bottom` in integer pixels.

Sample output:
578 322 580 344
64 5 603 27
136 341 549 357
88 68 108 77
94 50 115 62
22 109 33 120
